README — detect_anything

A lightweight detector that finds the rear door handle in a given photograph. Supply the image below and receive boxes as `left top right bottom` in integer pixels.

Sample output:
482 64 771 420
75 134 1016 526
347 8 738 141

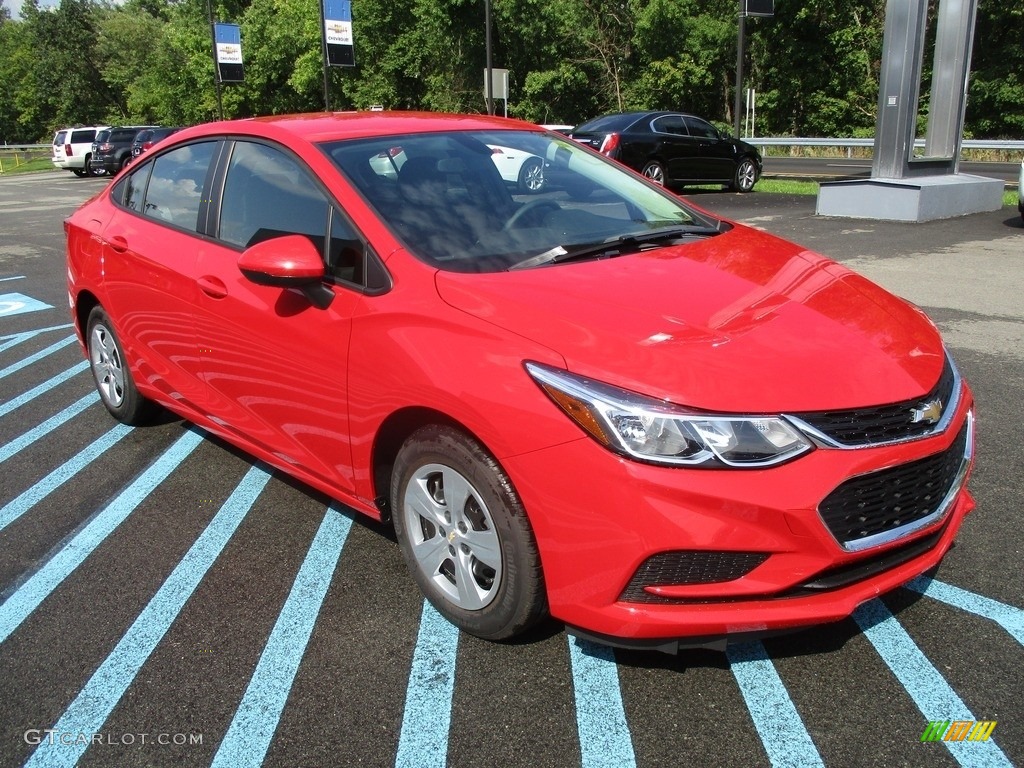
107 235 128 253
197 275 228 299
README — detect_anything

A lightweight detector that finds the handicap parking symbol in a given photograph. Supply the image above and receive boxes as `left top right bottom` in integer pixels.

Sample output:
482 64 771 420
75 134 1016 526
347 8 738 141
0 293 53 318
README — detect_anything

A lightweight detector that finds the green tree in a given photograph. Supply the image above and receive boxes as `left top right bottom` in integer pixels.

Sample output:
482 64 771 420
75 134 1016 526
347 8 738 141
15 0 113 137
964 5 1024 137
126 0 223 124
0 12 32 141
94 3 167 122
628 0 734 117
744 0 887 136
232 0 326 115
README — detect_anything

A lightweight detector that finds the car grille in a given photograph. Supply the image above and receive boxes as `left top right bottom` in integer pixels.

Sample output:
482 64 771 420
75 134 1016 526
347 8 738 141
619 551 769 603
791 358 956 447
819 422 969 548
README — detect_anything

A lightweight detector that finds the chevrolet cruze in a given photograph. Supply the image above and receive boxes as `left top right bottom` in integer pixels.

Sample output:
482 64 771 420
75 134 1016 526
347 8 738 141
65 112 975 650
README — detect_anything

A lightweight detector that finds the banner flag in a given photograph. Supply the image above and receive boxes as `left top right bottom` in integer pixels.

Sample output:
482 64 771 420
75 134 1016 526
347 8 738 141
213 22 244 83
323 0 355 67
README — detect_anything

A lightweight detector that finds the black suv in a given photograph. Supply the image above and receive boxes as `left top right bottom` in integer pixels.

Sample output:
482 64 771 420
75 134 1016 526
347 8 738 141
92 126 156 175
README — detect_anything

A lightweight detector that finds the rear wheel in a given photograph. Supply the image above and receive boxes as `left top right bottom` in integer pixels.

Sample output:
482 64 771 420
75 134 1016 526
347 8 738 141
391 425 547 640
87 306 157 425
517 157 545 193
641 160 666 186
71 168 87 178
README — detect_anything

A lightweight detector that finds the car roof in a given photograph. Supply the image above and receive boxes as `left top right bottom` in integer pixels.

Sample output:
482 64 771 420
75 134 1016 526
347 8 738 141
171 111 542 146
575 111 713 133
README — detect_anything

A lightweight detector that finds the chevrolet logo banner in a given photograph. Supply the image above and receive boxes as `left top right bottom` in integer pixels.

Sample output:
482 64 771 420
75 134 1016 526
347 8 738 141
323 0 355 67
213 22 244 82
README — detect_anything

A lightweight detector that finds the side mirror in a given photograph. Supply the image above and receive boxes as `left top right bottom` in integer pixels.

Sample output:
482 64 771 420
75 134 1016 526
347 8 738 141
237 234 334 309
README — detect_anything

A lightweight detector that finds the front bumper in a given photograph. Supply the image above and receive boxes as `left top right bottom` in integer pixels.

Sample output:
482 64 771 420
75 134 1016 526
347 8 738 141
504 386 974 642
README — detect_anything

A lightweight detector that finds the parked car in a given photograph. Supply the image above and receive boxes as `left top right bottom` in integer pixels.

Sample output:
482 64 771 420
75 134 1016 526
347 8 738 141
92 126 157 175
487 143 546 192
131 126 183 160
51 125 109 177
65 112 974 649
572 111 763 192
367 143 547 193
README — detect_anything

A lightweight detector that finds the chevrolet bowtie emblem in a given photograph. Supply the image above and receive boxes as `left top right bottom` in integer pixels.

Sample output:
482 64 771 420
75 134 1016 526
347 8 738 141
911 399 943 425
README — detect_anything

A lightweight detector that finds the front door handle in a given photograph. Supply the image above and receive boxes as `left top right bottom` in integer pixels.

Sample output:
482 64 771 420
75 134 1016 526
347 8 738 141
197 275 228 299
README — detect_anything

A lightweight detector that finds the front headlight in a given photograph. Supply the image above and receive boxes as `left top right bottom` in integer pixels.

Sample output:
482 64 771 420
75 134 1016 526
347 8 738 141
526 362 813 468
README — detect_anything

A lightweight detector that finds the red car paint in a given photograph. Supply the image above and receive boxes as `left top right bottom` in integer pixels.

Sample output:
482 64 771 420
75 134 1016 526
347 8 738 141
65 112 975 647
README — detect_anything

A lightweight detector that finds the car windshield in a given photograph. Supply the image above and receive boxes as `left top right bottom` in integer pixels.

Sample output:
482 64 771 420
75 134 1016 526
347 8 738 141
322 130 717 273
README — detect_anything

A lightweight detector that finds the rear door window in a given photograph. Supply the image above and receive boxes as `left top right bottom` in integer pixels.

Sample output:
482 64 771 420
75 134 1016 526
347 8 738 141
142 142 217 231
71 130 97 144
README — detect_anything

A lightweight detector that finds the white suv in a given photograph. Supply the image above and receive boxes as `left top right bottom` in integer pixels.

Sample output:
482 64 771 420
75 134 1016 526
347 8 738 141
51 125 109 177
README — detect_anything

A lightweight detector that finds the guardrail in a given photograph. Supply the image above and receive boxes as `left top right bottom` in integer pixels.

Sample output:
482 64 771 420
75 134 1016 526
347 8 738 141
748 137 1024 159
0 143 51 174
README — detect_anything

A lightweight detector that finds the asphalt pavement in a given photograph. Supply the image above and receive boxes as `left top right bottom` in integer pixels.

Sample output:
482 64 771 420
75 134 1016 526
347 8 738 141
1 171 1022 768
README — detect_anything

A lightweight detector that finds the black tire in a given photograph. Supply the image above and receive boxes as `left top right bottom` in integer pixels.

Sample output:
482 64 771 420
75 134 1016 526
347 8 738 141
517 157 545 193
391 425 547 640
86 306 158 425
731 157 758 192
84 154 97 177
641 160 666 186
71 168 87 178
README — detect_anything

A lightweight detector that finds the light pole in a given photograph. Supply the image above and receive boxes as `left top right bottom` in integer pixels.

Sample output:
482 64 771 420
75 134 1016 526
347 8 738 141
733 0 744 138
485 0 494 115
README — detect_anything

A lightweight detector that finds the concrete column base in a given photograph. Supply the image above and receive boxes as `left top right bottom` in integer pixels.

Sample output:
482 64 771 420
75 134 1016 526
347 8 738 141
816 174 1005 221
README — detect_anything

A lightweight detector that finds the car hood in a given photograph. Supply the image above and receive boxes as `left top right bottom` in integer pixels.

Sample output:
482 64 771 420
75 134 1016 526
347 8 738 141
434 226 945 412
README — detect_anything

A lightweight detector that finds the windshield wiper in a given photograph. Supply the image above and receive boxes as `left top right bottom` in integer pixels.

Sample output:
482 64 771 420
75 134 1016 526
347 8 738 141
507 224 722 271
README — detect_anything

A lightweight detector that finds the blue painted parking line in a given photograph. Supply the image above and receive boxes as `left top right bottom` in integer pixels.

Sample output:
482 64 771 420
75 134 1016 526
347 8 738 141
568 638 636 768
0 276 26 282
395 600 460 768
0 359 89 418
0 323 74 354
0 423 133 533
0 392 97 465
0 334 77 380
906 576 1024 647
854 599 1012 767
0 292 53 318
24 463 271 768
727 641 824 768
212 505 352 768
0 428 205 645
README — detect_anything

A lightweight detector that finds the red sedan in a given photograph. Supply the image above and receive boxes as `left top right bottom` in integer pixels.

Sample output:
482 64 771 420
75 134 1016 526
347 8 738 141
65 112 975 650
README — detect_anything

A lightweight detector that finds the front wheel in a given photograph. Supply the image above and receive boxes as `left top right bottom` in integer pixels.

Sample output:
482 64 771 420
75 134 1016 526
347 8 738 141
87 306 157 425
731 158 758 192
391 425 547 640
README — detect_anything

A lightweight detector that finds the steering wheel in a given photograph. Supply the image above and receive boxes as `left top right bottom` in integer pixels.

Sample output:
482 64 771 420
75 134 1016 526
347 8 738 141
502 199 561 232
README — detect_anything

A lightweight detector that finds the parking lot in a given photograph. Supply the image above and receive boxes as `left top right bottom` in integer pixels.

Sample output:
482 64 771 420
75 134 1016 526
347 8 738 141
1 170 1022 768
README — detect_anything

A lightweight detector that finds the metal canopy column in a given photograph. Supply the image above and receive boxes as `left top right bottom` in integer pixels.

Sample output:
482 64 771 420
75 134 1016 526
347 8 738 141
816 0 1002 221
